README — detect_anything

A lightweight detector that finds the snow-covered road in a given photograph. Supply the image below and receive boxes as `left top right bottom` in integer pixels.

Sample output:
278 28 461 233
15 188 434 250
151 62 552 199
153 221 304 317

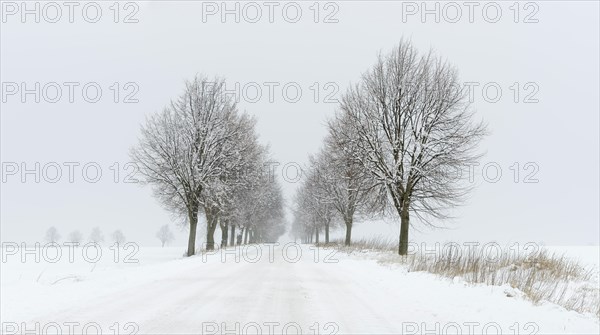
2 244 599 334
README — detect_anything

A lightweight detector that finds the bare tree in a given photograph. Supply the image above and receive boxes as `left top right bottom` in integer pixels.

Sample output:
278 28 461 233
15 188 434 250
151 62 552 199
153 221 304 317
67 230 83 245
250 176 286 243
199 112 263 250
131 75 241 256
156 224 175 247
89 227 104 244
44 226 61 243
294 171 335 244
220 120 265 248
290 214 307 243
227 156 286 245
192 111 288 249
312 115 386 246
338 40 487 255
111 230 126 246
291 204 310 243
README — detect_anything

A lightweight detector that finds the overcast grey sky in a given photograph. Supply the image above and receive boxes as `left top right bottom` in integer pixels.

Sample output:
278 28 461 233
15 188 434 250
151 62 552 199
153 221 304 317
1 1 598 247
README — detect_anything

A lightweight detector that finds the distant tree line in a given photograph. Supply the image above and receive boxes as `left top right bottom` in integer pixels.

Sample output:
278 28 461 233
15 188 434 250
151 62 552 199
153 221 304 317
43 226 126 246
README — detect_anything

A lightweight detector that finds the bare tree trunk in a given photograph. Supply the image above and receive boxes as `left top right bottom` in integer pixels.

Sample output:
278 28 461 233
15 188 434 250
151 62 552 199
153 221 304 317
187 205 198 256
205 212 218 251
161 241 165 248
229 224 236 246
325 223 330 244
220 220 228 248
243 227 249 244
315 226 320 244
399 205 410 255
344 217 353 246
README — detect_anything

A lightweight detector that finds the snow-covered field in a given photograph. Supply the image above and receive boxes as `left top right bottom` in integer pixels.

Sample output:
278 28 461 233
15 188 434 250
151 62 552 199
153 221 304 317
1 243 599 334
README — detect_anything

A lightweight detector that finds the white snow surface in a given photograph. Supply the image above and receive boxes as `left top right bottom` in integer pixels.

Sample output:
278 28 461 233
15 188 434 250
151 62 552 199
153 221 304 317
1 244 599 334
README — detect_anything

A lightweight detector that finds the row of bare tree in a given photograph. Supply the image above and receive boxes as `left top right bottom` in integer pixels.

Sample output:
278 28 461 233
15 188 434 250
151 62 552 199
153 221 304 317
292 40 487 255
131 76 286 256
44 226 126 245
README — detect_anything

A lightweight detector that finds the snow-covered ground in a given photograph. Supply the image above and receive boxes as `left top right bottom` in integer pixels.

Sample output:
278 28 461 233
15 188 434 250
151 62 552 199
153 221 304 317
1 243 599 334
